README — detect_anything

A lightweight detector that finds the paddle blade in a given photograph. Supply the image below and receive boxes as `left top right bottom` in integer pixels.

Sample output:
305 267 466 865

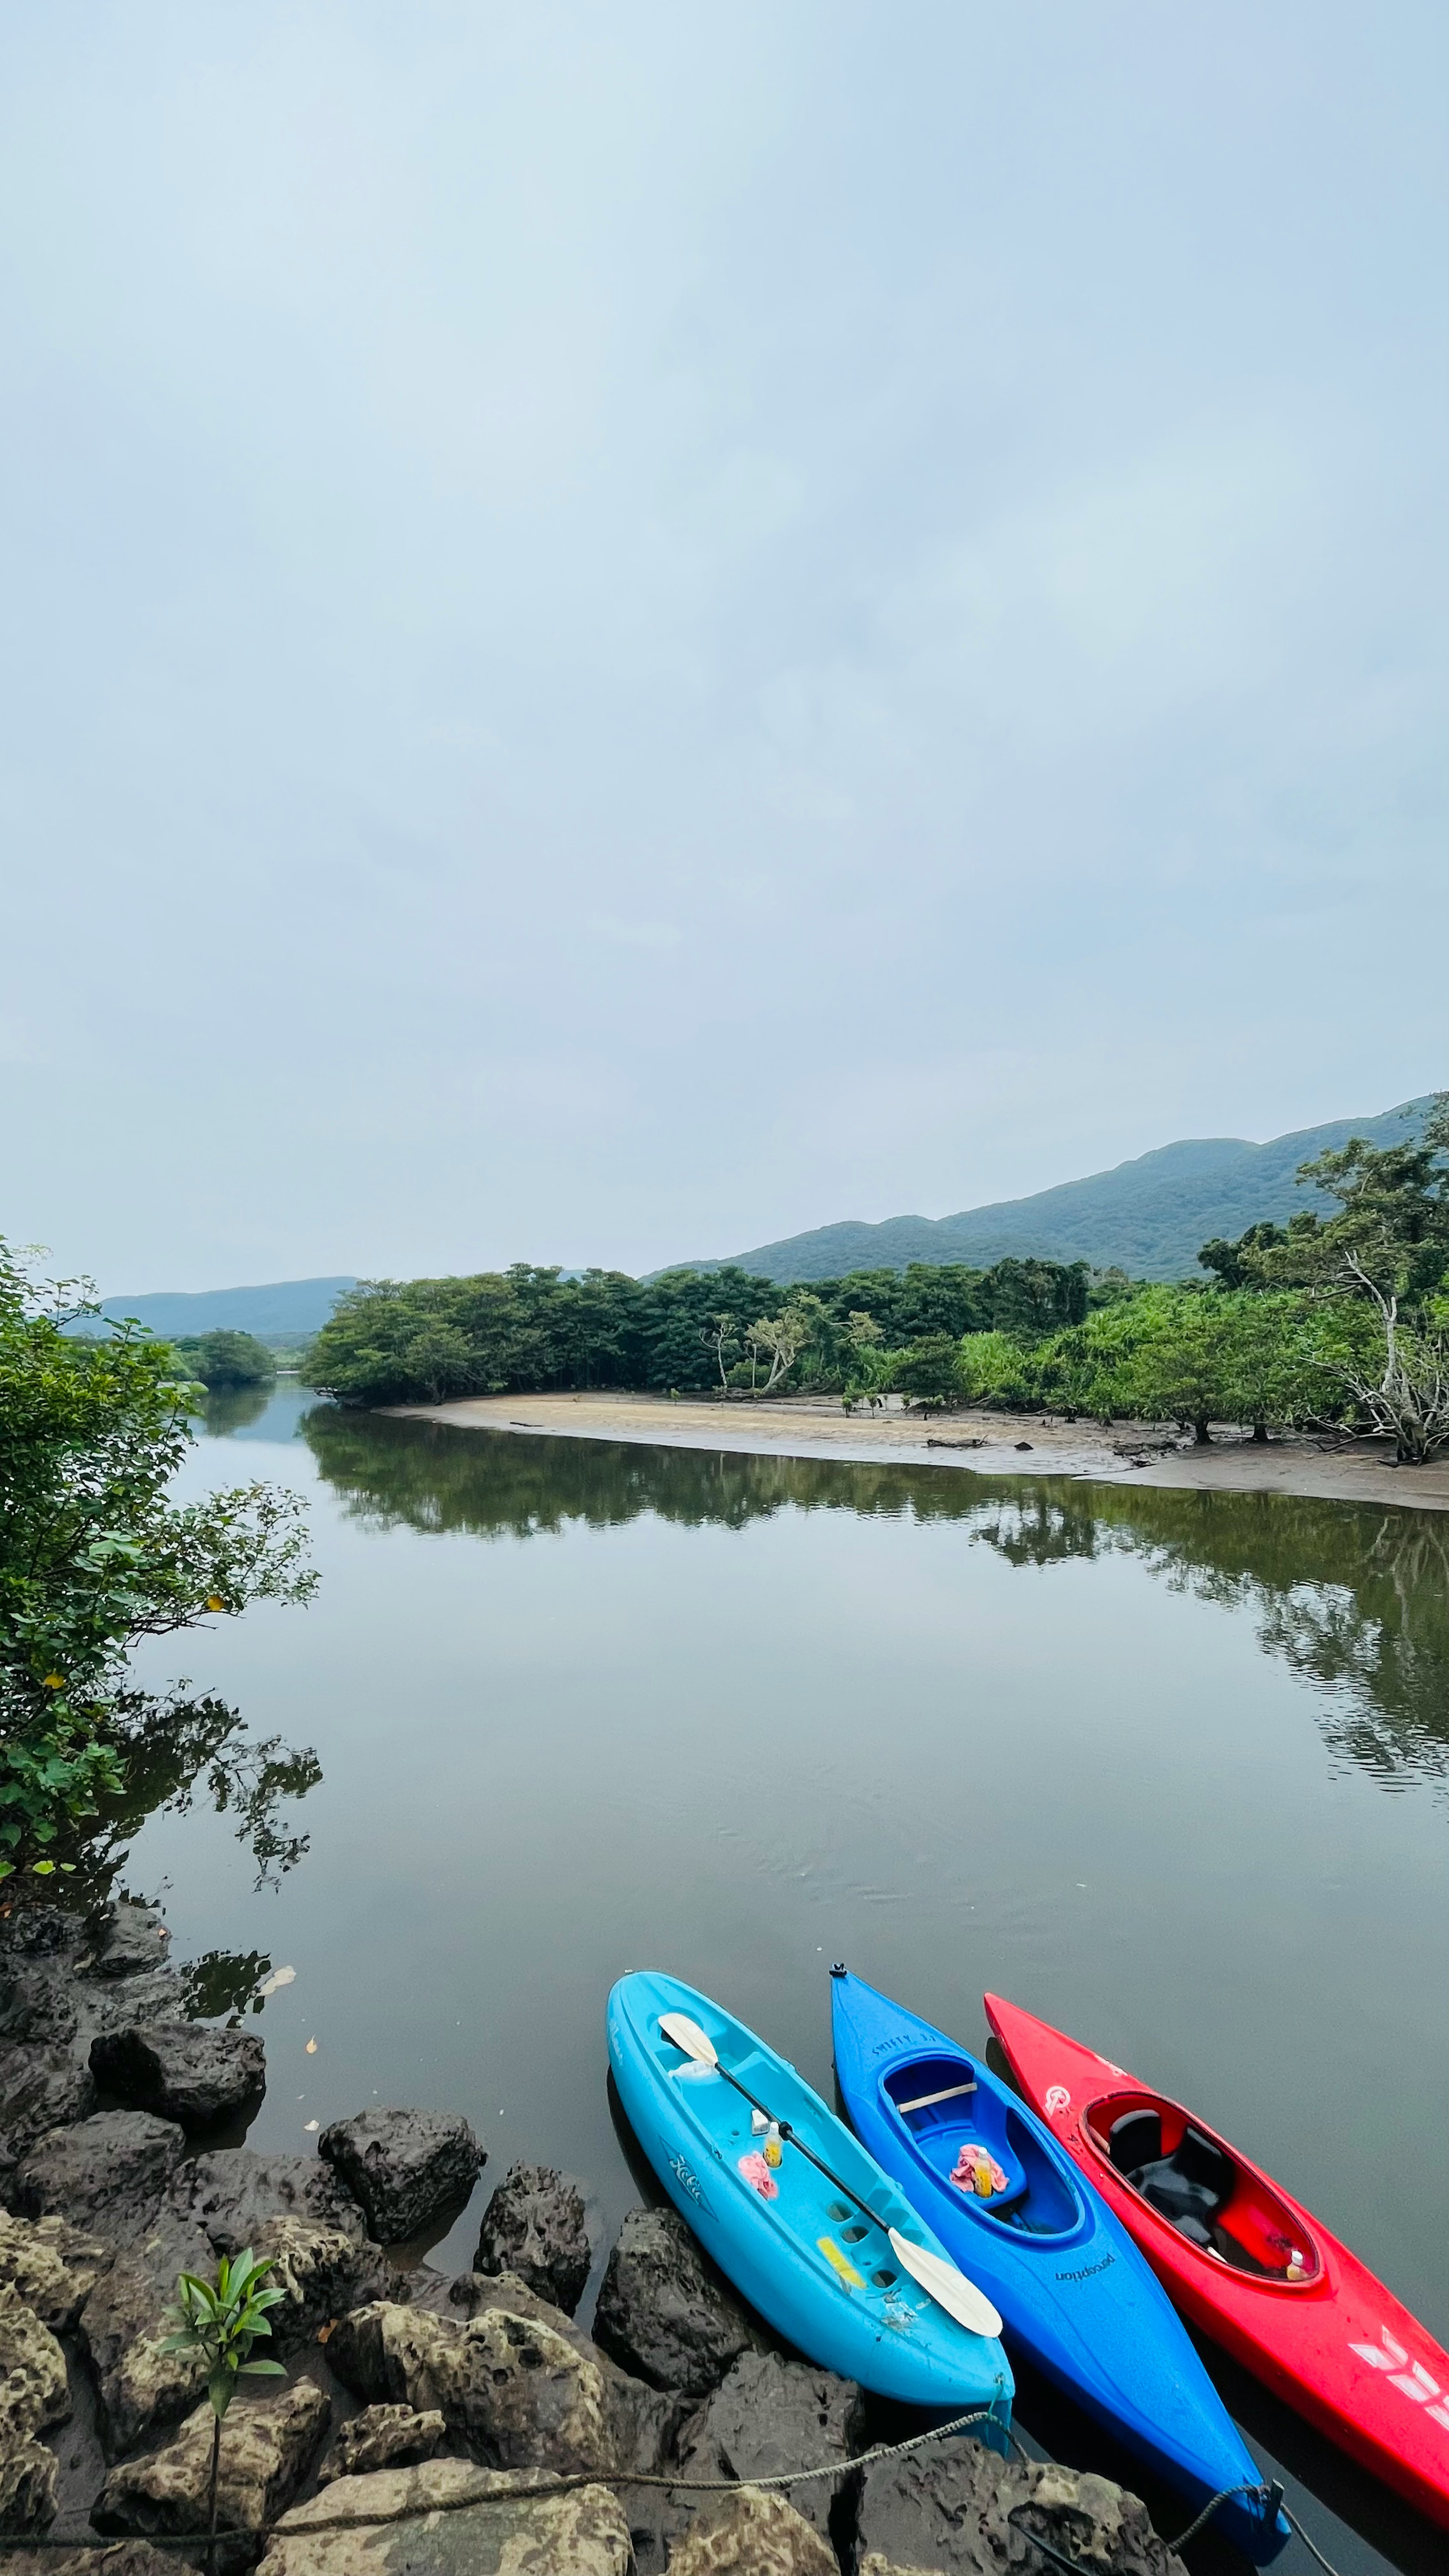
889 2230 1003 2341
659 2011 719 2068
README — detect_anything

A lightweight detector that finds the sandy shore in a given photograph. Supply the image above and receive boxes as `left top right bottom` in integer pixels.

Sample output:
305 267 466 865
389 1389 1449 1512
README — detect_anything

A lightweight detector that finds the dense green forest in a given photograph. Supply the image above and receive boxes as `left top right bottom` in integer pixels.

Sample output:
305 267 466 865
304 1101 1449 1461
301 1255 1092 1406
170 1328 277 1390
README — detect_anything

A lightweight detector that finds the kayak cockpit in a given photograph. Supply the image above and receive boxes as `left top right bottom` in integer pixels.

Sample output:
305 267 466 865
883 2053 1082 2239
1085 2092 1322 2285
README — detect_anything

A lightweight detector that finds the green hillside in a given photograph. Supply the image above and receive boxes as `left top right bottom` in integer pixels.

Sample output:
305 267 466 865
680 1097 1440 1285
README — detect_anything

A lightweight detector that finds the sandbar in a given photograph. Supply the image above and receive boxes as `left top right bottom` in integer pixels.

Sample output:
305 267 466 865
388 1390 1449 1513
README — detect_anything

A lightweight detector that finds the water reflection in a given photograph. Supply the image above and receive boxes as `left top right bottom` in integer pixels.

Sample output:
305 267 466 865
302 1412 1449 1795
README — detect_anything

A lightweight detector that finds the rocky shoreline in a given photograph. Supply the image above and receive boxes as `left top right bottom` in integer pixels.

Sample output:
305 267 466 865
0 1899 1192 2575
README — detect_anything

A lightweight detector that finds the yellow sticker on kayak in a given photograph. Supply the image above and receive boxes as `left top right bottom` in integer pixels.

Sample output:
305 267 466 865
818 2235 865 2289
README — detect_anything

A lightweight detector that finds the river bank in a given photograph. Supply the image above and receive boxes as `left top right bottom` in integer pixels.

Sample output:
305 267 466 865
389 1390 1449 1513
0 1899 1192 2576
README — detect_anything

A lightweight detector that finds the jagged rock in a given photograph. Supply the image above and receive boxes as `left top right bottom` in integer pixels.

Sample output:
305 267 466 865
90 2024 266 2130
14 2113 186 2249
0 2428 58 2534
0 2209 111 2333
93 2381 331 2569
675 2351 863 2542
0 2280 71 2435
4 2550 179 2576
327 2290 676 2476
471 2161 591 2315
80 2163 370 2458
249 2217 398 2354
627 2349 864 2574
593 2205 758 2395
0 2043 97 2169
169 2148 366 2253
855 2445 1189 2576
0 2282 71 2538
0 1944 81 2046
315 2401 445 2483
78 2210 215 2458
317 2108 484 2245
0 1907 182 2176
666 2488 837 2574
83 1904 173 1981
258 2460 632 2574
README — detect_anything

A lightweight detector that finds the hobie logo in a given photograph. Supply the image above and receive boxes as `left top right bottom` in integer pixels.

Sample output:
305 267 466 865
1044 2085 1071 2116
1349 2327 1449 2433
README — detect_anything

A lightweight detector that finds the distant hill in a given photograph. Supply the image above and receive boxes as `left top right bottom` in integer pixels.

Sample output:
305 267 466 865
69 1276 358 1343
674 1097 1440 1286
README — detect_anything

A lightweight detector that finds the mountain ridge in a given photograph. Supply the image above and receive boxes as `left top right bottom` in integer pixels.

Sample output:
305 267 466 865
70 1275 358 1341
667 1095 1441 1285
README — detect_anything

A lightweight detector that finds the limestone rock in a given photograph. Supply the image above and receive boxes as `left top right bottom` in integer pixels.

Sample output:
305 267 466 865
471 2160 591 2316
327 2292 675 2476
14 2113 186 2249
0 2208 112 2332
250 2218 398 2355
0 2042 97 2169
0 2281 70 2539
0 2279 71 2436
593 2205 758 2395
94 2380 331 2567
315 2401 445 2483
675 2350 863 2542
627 2349 863 2574
78 2211 215 2457
4 2549 179 2576
258 2459 632 2575
317 2107 484 2245
666 2488 837 2575
0 1906 184 2176
855 2445 1189 2576
83 1903 173 1982
90 2023 266 2130
168 2148 367 2253
0 2426 58 2534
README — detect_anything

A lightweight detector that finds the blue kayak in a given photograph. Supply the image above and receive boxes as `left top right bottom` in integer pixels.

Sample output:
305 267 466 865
831 1969 1289 2565
608 1970 1014 2426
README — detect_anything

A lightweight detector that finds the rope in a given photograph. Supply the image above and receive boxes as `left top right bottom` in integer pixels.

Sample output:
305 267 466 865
6 2421 1347 2574
1283 2502 1347 2576
1010 2475 1347 2576
0 2404 1004 2550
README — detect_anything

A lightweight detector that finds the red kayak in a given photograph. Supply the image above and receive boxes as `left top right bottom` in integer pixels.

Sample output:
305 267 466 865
984 1995 1449 2533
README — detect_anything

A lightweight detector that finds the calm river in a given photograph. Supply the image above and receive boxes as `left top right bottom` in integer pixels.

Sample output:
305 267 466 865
126 1389 1447 2576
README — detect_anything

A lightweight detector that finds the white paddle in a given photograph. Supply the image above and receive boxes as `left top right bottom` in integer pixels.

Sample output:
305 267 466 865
657 2011 1002 2341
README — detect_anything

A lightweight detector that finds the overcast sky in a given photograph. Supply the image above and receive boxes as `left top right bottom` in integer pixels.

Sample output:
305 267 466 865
3 3 1445 1292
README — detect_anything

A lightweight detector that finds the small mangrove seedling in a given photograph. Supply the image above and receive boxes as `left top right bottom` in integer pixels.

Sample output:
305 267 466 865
160 2248 286 2570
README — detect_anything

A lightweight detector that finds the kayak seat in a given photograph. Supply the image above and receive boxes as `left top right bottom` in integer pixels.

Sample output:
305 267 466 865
883 2056 1030 2215
1124 2122 1236 2239
1108 2109 1161 2174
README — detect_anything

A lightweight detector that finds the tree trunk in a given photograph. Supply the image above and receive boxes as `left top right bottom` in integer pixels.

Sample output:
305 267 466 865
1193 1418 1212 1445
1252 1420 1269 1443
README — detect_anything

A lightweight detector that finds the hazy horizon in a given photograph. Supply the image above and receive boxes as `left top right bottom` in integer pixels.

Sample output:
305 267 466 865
3 5 1446 1291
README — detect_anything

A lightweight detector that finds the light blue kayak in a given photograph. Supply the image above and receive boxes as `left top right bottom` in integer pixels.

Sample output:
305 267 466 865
607 1970 1014 2425
832 1969 1289 2564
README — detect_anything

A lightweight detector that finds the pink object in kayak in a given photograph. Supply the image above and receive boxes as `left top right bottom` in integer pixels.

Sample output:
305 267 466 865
736 2149 779 2199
